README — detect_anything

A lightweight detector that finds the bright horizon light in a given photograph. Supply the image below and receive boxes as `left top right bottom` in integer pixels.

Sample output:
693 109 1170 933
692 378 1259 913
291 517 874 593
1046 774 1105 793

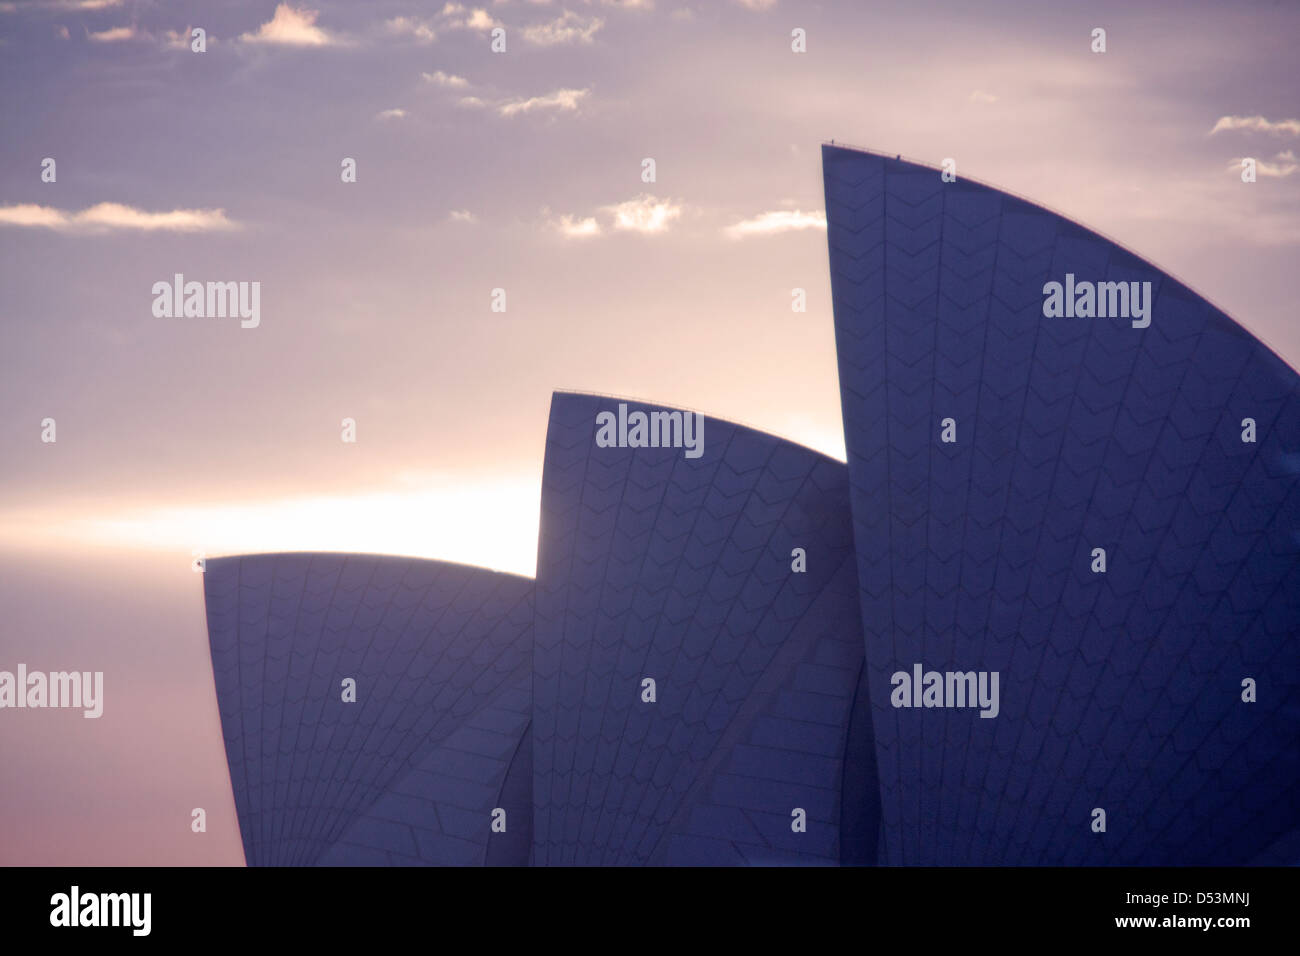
0 476 543 578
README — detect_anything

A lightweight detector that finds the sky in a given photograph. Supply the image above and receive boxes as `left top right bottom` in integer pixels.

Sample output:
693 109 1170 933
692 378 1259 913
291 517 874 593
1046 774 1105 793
0 0 1297 865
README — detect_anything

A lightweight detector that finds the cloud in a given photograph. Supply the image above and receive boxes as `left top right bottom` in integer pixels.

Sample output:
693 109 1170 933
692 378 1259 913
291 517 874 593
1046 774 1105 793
87 25 136 42
523 11 603 45
724 209 826 238
0 205 66 228
422 69 469 87
451 82 588 117
0 202 238 234
161 27 205 50
240 4 335 46
375 108 407 120
440 5 500 31
1228 156 1299 179
542 195 679 237
969 90 998 104
448 209 477 223
385 16 435 43
733 0 776 9
553 213 601 238
497 87 589 116
1 0 122 11
1210 115 1300 137
603 194 681 233
55 25 69 39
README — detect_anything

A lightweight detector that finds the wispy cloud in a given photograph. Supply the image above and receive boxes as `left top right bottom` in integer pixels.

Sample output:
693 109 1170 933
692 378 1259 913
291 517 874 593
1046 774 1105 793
375 108 407 121
969 90 998 104
384 16 436 43
240 4 336 47
87 24 136 42
439 4 500 31
733 0 776 9
497 87 589 116
603 194 681 233
724 209 826 238
0 202 238 234
523 11 603 45
0 0 123 11
1227 153 1299 179
552 213 601 238
434 72 587 118
423 69 469 87
85 23 204 47
1210 115 1300 137
543 194 681 238
161 27 192 49
448 209 478 223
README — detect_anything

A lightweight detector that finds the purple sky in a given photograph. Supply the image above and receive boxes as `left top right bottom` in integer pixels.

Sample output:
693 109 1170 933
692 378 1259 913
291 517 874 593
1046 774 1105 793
1 0 1297 865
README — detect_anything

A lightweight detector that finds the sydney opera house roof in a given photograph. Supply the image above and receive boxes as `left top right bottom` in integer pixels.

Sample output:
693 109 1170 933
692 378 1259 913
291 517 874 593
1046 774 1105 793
534 392 878 865
204 553 534 866
203 144 1299 866
823 144 1300 865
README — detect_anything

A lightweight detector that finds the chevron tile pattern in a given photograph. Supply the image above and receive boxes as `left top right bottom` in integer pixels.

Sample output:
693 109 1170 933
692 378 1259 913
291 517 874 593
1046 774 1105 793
823 144 1300 865
203 553 533 866
532 392 878 865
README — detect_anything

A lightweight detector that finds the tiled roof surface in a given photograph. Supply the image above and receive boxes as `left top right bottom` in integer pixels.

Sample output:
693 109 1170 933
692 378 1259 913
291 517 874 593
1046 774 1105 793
532 393 878 865
204 553 533 866
824 144 1300 865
